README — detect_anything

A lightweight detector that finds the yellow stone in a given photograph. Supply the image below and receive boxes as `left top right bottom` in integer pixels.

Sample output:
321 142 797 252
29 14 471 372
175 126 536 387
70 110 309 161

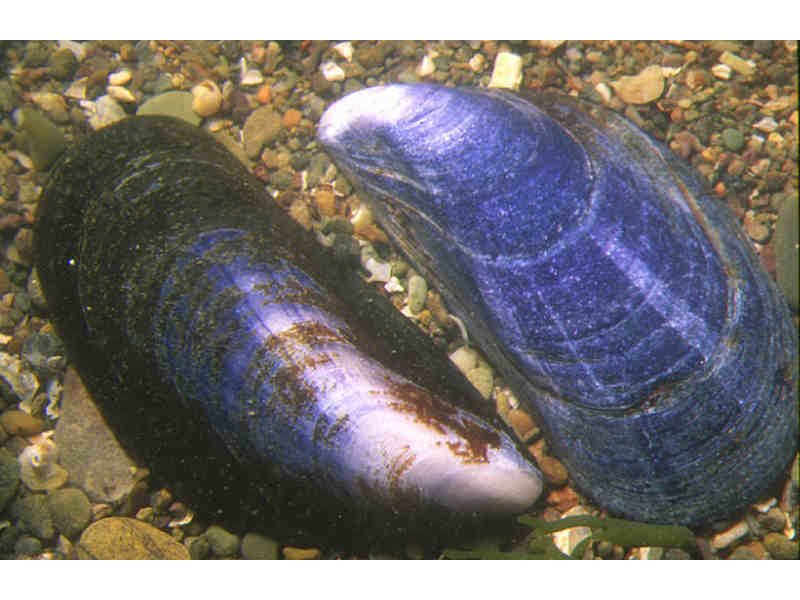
78 517 190 559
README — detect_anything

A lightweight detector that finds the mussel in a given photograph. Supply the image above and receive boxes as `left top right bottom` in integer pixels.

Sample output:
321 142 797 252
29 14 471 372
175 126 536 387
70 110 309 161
318 83 798 525
34 115 542 542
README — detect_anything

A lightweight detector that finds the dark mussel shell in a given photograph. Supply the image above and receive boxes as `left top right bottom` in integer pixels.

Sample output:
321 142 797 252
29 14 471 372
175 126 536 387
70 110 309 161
34 115 542 545
318 83 798 525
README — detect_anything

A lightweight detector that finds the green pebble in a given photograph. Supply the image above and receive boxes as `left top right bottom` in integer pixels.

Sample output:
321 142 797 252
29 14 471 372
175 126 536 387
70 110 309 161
763 532 798 560
48 488 91 539
721 128 745 152
774 195 799 311
728 546 757 559
10 494 55 540
186 536 211 560
241 532 280 560
407 274 428 314
204 524 240 557
14 534 42 556
48 48 78 80
0 448 20 512
15 108 67 171
137 91 200 126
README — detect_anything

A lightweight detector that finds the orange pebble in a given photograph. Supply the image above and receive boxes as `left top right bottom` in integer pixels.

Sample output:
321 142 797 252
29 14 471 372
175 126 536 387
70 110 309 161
545 486 579 513
283 109 302 129
256 84 271 104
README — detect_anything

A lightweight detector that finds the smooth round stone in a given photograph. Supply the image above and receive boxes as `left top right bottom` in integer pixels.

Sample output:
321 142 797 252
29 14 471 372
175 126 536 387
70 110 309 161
243 106 282 158
539 455 569 487
728 546 758 559
763 532 798 560
78 517 190 559
137 91 201 126
774 195 799 311
241 532 280 560
47 487 91 538
185 536 211 560
10 494 55 540
721 128 745 152
204 524 240 557
407 274 428 314
282 546 322 560
13 108 66 171
0 448 20 512
14 534 42 557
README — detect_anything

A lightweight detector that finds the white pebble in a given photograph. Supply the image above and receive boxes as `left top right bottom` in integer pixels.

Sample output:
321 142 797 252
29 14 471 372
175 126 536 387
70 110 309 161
488 51 523 90
449 346 479 375
108 69 132 86
364 256 391 283
711 64 732 80
333 41 353 62
384 276 404 293
594 82 613 103
416 55 435 78
106 85 136 103
241 70 264 86
81 95 126 130
468 53 485 73
553 506 592 558
753 116 778 133
321 61 346 82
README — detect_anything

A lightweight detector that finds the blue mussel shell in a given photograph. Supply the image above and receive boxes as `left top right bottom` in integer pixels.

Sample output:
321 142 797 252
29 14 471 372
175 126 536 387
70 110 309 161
318 83 798 525
34 115 542 539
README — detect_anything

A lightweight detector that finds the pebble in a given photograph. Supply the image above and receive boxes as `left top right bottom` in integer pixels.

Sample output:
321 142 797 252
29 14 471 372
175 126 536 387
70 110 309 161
320 61 346 82
0 447 20 512
185 535 211 560
106 85 136 103
507 408 536 439
406 274 428 314
82 95 126 130
241 532 280 560
204 524 240 557
78 517 189 559
282 546 322 560
10 493 55 540
282 108 302 129
710 64 732 80
243 106 282 158
18 439 68 491
465 365 494 400
743 210 770 243
538 455 569 487
488 51 523 90
53 368 138 503
752 116 778 133
13 108 66 171
47 487 91 538
552 505 592 558
191 80 222 118
137 91 200 126
108 69 132 86
611 65 664 105
0 409 44 436
416 55 435 78
14 534 42 556
710 520 750 551
449 346 479 374
47 48 78 81
719 51 756 76
774 196 798 311
721 128 746 152
728 546 758 559
763 532 798 560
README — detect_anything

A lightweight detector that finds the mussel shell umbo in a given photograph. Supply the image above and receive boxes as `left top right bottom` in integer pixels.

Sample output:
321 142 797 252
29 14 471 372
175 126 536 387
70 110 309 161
318 83 798 525
34 115 542 546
